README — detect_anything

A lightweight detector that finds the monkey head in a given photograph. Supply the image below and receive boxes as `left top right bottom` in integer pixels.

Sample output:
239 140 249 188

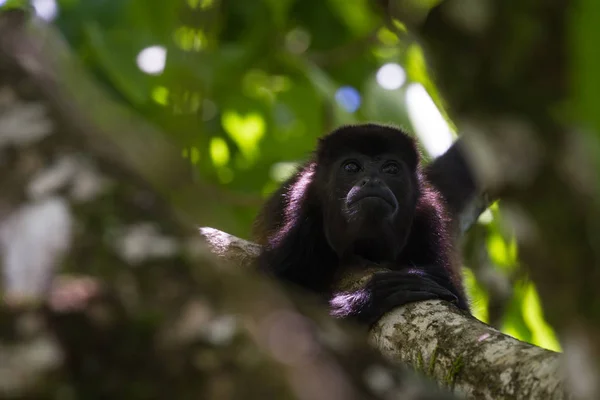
314 124 421 263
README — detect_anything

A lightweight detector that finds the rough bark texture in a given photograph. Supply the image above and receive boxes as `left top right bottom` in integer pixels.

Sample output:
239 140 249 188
199 228 567 400
199 228 262 270
372 301 564 400
0 10 455 400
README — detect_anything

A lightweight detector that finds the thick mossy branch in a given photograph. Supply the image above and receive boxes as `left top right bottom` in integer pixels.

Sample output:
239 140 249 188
372 301 565 399
199 227 568 400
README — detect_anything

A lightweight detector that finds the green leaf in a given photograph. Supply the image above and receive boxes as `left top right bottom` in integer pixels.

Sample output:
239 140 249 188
209 137 230 167
522 283 561 352
222 111 266 164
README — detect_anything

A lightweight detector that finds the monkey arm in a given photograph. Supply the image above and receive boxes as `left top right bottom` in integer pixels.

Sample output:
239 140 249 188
424 138 479 217
329 267 468 327
255 203 339 294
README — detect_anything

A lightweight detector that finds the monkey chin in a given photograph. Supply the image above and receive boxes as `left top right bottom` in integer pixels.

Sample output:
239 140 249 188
344 202 396 245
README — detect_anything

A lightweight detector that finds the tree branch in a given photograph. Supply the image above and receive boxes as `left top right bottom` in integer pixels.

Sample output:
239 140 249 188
372 301 565 399
199 227 567 399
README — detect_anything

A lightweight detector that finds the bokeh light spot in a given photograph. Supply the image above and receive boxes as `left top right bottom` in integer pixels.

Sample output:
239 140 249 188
136 46 167 75
334 86 362 113
285 28 311 54
151 86 169 106
478 209 493 224
405 83 453 157
209 137 230 167
33 0 58 21
376 63 406 90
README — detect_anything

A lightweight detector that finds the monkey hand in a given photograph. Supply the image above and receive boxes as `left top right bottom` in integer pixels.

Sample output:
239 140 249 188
329 268 460 326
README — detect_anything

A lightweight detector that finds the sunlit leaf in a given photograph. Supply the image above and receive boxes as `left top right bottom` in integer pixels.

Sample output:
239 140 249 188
500 281 534 345
522 283 562 351
377 27 400 45
372 46 402 60
487 233 517 272
391 19 407 33
221 111 266 163
151 86 169 105
174 26 207 52
327 0 377 35
404 45 429 87
210 137 230 167
190 147 201 165
501 324 524 342
463 268 489 323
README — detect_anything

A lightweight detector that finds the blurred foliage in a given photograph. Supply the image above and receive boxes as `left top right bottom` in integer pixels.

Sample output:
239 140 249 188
1 0 563 351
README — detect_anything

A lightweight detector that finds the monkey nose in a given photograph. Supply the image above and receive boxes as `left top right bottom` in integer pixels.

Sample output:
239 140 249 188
360 177 382 187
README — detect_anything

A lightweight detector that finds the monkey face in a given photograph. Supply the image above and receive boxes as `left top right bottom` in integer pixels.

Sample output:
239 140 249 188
341 156 401 217
320 152 419 262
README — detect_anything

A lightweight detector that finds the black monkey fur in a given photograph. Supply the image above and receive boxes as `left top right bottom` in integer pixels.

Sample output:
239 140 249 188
253 124 472 326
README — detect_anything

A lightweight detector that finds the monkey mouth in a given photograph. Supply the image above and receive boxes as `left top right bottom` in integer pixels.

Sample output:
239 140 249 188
347 189 396 209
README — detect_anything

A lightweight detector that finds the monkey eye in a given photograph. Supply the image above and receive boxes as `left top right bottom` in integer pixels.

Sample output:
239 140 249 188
382 162 400 174
342 160 361 174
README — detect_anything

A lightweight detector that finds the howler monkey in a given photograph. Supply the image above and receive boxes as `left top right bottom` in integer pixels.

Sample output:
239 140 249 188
253 124 473 326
